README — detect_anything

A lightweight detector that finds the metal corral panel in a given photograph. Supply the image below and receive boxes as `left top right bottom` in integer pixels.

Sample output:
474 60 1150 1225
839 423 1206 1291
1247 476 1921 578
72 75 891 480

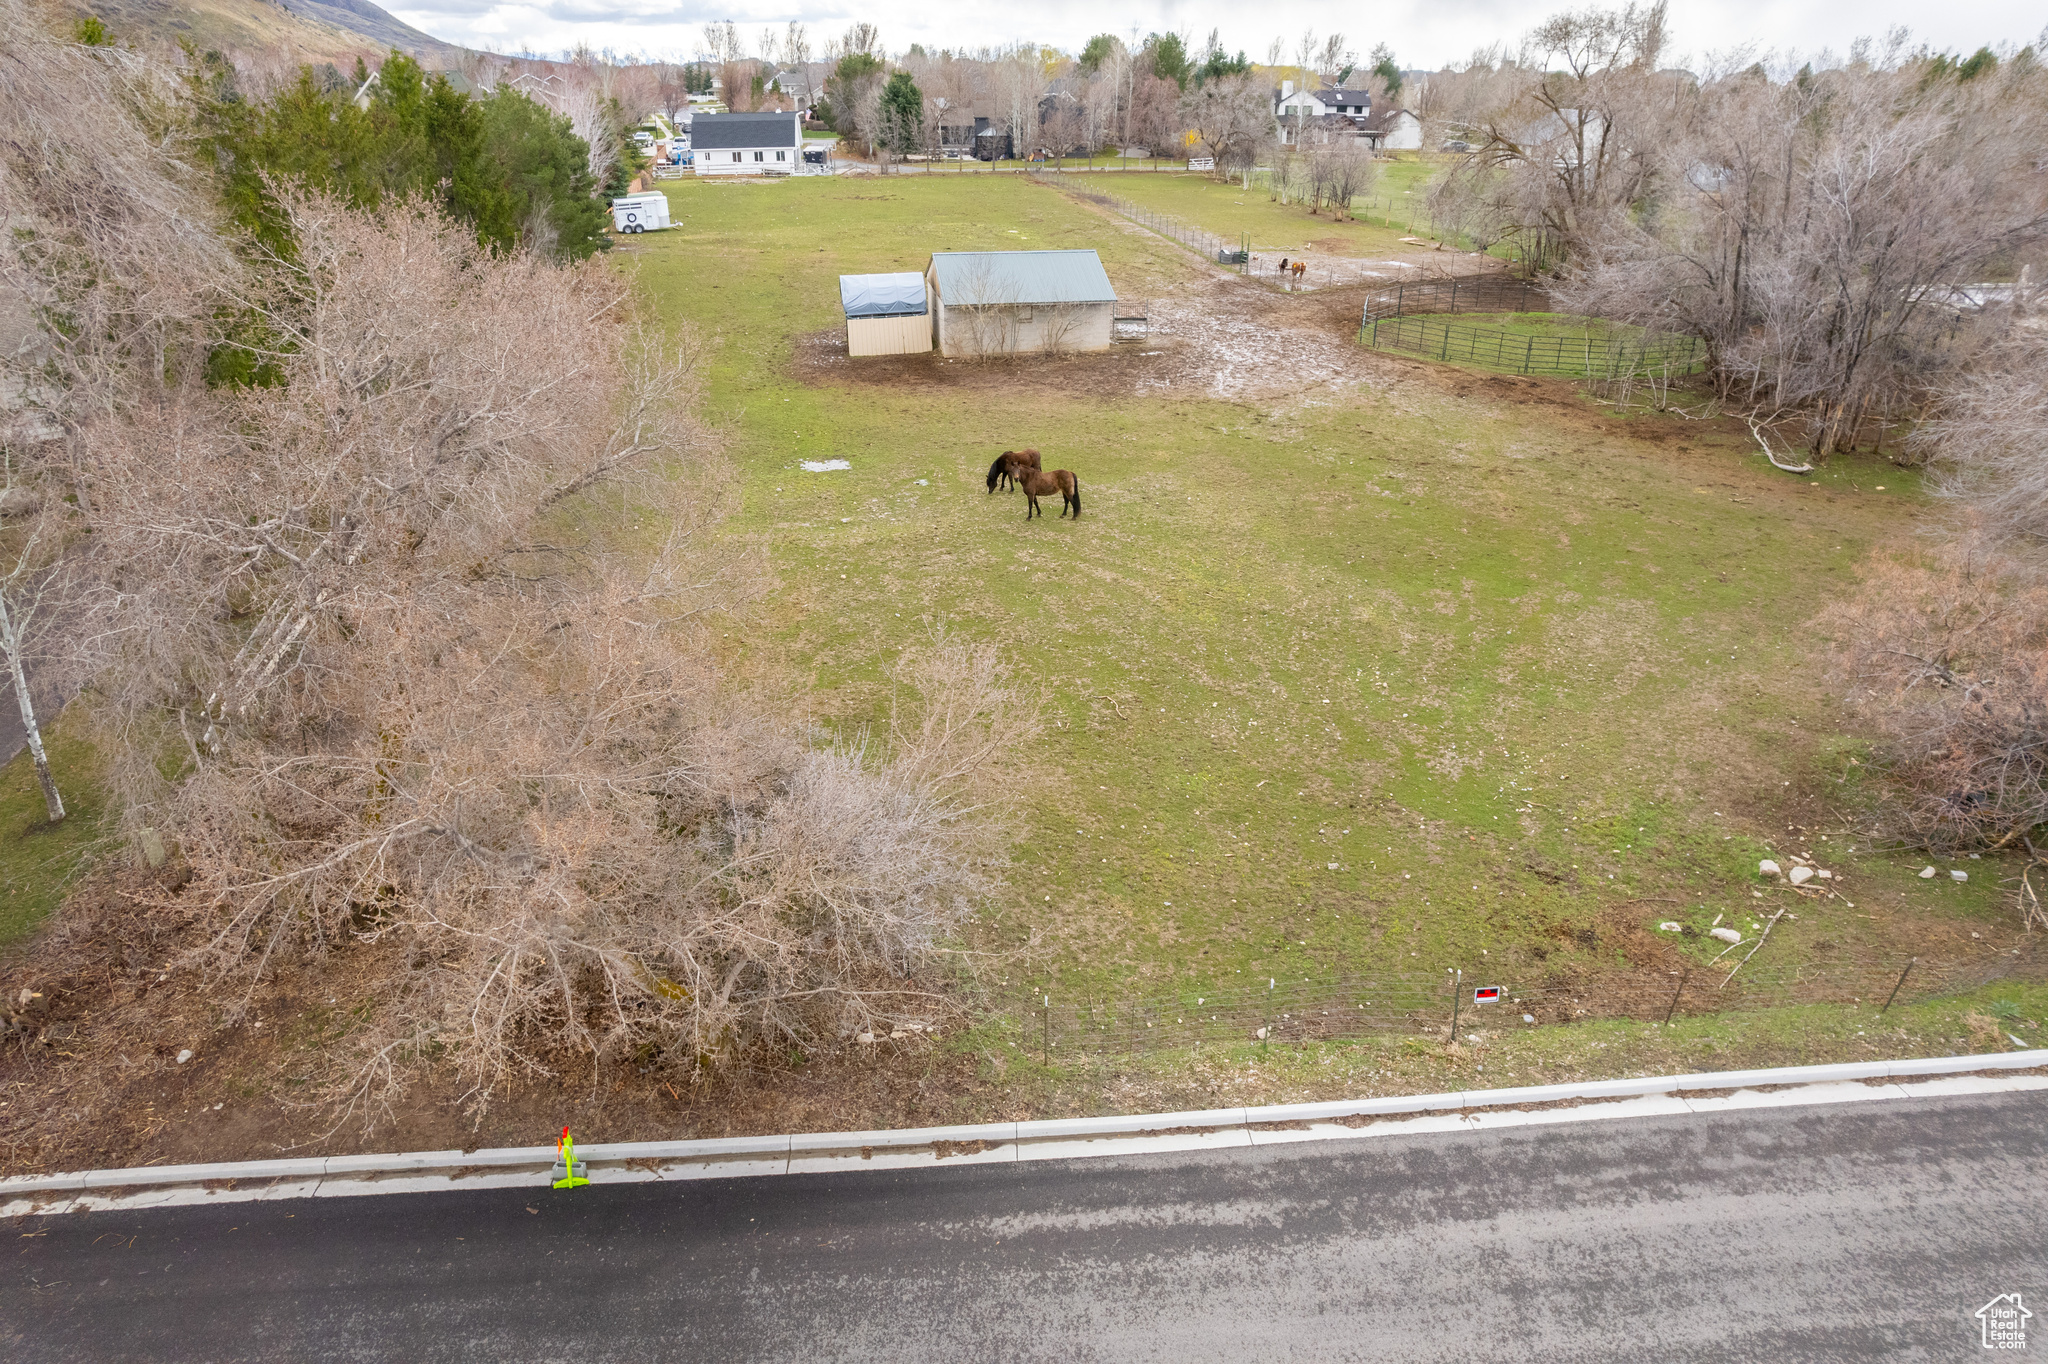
848 313 933 357
927 251 1117 306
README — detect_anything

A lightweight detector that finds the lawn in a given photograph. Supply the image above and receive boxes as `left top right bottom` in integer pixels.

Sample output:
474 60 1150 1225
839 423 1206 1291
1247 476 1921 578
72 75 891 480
624 172 2025 1031
0 714 108 945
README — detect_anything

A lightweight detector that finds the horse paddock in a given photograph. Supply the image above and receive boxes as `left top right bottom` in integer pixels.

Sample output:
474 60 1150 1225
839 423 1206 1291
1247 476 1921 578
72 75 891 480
625 171 1998 1074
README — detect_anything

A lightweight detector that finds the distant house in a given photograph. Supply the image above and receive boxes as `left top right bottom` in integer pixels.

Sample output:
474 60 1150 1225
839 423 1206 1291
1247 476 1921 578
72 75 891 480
1308 87 1374 117
691 111 803 176
1274 80 1325 124
925 250 1117 358
1275 83 1376 143
1360 108 1423 152
933 106 982 155
973 119 1014 161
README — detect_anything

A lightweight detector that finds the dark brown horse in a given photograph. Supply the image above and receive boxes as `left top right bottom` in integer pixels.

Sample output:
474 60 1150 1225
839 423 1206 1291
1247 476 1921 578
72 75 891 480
986 448 1042 493
1003 453 1080 519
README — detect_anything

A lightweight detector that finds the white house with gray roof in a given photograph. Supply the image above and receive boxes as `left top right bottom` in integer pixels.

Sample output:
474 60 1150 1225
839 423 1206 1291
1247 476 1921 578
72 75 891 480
924 250 1118 358
691 111 803 176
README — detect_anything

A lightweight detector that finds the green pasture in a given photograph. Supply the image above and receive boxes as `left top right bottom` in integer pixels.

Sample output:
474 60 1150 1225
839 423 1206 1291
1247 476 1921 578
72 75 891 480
1065 169 1423 258
643 176 2013 1016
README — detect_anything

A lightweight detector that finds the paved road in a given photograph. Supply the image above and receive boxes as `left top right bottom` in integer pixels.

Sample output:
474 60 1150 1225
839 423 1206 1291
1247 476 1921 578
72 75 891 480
5 1091 2041 1362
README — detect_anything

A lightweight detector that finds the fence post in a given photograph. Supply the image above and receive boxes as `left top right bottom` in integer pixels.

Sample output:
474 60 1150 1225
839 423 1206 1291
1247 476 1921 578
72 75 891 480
1879 957 1918 1015
1041 993 1050 1064
1523 335 1533 375
1448 967 1463 1039
1663 967 1691 1024
1450 277 1458 313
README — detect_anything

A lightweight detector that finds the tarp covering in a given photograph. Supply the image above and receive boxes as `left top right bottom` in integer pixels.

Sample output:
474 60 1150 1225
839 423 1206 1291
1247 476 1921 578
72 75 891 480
840 272 929 318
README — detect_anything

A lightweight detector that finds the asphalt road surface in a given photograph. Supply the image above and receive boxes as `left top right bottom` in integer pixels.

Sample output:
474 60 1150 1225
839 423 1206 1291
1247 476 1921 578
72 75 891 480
5 1090 2042 1362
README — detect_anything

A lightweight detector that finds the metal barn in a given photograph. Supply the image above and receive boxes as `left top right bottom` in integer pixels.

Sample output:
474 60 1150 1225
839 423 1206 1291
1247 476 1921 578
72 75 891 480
924 251 1117 358
840 273 932 356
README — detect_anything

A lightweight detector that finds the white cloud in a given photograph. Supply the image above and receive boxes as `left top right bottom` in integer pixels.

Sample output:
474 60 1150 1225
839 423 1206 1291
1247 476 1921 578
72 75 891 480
387 0 2043 68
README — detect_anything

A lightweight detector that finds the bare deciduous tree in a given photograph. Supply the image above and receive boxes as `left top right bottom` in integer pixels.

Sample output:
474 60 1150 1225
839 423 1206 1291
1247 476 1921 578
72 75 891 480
67 194 1033 1123
1179 71 1272 180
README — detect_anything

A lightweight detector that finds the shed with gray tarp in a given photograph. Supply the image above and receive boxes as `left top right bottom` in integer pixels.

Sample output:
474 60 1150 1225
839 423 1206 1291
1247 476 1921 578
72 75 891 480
924 250 1117 357
839 272 932 356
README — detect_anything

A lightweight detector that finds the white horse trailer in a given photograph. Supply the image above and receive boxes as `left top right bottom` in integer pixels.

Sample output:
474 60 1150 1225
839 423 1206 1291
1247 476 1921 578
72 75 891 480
610 192 671 234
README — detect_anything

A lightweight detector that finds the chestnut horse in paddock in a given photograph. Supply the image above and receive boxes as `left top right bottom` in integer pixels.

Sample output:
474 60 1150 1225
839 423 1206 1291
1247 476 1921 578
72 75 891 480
986 448 1042 493
1290 259 1306 283
1002 452 1080 519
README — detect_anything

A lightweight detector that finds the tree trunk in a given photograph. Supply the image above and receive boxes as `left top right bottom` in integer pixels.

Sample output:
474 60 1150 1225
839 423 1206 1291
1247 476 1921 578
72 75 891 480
0 587 62 823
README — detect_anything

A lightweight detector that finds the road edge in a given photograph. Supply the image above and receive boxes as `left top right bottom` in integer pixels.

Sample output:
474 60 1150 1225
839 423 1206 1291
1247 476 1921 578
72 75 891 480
6 1049 2044 1215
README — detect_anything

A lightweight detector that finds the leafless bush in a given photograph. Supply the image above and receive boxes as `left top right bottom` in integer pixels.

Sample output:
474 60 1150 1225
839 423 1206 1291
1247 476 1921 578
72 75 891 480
951 262 1019 361
1039 302 1087 355
1824 537 2048 856
74 196 1034 1123
1922 324 2048 555
0 0 237 440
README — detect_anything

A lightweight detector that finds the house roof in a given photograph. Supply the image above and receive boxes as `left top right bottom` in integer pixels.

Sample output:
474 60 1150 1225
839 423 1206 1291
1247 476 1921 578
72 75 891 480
690 112 802 151
1311 88 1373 108
927 251 1116 306
840 273 929 318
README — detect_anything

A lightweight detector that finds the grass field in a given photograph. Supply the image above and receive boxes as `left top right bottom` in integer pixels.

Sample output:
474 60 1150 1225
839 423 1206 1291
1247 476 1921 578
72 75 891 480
626 172 2023 1028
1062 170 1424 258
0 716 107 945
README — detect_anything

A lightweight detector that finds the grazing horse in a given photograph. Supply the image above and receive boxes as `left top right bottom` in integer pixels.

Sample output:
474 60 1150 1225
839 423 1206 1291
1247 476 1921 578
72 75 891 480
986 448 1041 493
1277 257 1290 277
1003 453 1080 519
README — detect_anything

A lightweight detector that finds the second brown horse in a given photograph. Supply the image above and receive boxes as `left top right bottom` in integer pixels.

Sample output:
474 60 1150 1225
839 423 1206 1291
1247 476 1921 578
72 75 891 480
1002 452 1080 519
986 448 1041 492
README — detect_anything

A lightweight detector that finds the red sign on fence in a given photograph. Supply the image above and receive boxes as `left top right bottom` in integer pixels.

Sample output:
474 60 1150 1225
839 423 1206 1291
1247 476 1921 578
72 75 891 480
1473 986 1502 1004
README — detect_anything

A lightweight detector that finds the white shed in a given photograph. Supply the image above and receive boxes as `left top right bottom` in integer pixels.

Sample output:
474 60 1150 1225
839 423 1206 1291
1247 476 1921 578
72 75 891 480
925 250 1117 358
840 273 932 356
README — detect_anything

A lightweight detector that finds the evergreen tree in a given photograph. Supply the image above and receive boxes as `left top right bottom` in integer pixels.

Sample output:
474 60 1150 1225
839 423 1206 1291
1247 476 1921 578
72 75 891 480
879 70 923 154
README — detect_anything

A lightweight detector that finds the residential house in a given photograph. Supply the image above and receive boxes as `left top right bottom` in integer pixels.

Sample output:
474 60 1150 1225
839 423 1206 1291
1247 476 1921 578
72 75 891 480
1359 107 1423 151
691 111 803 177
1275 83 1377 144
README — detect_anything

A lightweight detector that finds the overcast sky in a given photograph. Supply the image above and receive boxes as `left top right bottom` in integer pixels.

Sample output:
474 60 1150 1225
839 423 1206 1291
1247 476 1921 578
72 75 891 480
386 0 2044 70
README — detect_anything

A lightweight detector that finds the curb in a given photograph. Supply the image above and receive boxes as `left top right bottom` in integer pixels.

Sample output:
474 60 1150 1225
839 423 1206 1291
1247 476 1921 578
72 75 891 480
6 1049 2044 1215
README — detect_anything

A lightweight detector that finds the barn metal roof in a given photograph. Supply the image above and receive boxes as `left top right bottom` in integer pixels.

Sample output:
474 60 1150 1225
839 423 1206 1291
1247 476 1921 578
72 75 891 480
927 250 1117 306
840 273 929 318
689 112 802 150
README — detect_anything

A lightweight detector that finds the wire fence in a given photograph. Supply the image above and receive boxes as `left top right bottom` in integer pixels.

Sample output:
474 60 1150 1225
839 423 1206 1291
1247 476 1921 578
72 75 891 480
1070 186 1249 269
1361 313 1709 379
1362 276 1551 321
1009 948 2041 1060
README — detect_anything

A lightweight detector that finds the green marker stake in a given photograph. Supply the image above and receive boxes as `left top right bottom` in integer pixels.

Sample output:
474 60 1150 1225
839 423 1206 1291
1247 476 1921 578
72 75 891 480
553 1125 590 1189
